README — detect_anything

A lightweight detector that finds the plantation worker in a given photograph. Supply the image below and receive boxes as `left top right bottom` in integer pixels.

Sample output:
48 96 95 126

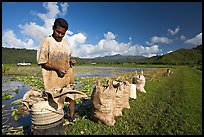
36 18 76 120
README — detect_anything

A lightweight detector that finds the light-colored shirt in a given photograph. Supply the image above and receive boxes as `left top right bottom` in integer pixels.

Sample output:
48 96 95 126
37 35 74 91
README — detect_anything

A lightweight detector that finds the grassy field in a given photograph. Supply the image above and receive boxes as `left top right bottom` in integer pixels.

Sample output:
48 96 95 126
64 66 202 135
2 65 202 135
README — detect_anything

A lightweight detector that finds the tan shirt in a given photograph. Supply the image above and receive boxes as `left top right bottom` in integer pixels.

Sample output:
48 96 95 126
37 35 74 91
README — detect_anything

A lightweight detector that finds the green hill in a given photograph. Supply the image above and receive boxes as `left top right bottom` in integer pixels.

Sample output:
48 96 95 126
2 47 37 64
144 45 202 65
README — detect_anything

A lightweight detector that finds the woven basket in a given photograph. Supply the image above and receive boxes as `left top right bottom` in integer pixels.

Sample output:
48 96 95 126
31 100 64 125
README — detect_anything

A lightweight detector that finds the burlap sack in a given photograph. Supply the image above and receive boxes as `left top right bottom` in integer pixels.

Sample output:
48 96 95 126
119 81 131 109
112 81 124 116
22 86 88 111
136 76 146 93
45 86 88 108
134 71 146 93
91 80 116 126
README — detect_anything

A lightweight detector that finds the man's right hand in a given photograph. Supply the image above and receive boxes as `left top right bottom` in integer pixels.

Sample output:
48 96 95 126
57 67 67 78
42 63 66 78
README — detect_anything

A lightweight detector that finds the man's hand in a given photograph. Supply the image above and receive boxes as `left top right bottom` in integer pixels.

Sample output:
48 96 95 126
70 60 76 66
57 67 67 78
42 63 66 78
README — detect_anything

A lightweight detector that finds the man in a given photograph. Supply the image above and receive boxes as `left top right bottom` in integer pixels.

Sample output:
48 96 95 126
37 18 76 120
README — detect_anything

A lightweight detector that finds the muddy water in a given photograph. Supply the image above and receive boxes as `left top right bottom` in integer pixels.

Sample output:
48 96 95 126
74 66 153 77
2 77 32 135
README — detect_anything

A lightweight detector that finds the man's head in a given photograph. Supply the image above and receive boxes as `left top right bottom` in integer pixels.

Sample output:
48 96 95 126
52 18 68 42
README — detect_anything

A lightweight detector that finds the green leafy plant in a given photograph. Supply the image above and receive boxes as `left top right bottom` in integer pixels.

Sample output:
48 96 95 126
2 93 14 100
11 107 21 121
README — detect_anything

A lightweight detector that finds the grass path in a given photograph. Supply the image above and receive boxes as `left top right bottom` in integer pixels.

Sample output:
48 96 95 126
65 66 202 135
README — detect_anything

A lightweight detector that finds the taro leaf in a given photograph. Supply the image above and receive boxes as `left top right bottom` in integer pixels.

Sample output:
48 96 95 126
10 99 22 105
2 93 14 100
11 108 20 121
13 115 19 121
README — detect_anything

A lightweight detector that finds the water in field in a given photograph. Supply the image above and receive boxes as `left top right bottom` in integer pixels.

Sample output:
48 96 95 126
74 66 153 77
2 78 32 135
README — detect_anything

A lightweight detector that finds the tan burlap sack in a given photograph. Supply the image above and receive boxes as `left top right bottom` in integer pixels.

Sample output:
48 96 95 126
135 71 146 93
21 86 88 111
119 81 131 109
91 80 116 126
45 86 88 108
112 81 124 116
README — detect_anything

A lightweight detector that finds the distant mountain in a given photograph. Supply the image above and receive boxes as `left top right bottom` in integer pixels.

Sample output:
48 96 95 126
2 45 202 65
96 54 146 60
90 54 147 64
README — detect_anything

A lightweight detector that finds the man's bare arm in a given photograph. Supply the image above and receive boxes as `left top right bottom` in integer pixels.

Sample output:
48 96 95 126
41 63 66 77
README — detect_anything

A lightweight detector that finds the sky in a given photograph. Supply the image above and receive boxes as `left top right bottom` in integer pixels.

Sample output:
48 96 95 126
2 2 202 58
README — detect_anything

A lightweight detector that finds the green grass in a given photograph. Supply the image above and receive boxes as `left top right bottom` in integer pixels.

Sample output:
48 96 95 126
65 66 202 135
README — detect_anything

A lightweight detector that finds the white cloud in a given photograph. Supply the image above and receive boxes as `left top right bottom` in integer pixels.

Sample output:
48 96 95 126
135 45 161 57
150 36 172 44
73 44 102 58
168 26 180 35
2 29 35 49
180 35 186 40
143 54 157 58
185 33 202 46
145 41 151 46
167 50 173 54
60 3 68 16
104 32 116 40
37 2 59 20
66 33 87 51
18 22 51 42
67 30 74 35
70 32 161 58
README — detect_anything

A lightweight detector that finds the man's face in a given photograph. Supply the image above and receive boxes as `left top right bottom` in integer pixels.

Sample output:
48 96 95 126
53 26 67 42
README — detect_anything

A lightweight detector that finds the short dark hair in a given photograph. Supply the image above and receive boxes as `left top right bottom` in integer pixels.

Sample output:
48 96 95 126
53 18 68 31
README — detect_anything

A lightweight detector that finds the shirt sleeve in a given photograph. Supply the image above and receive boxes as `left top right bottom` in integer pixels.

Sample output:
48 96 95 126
36 38 49 65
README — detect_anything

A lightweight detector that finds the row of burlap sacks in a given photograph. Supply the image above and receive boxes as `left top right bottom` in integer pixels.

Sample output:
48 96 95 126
91 80 133 126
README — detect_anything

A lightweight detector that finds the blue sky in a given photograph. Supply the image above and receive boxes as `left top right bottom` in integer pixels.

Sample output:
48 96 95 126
2 2 202 58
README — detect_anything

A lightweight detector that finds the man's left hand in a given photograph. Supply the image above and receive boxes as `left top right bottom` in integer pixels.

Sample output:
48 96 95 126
70 60 76 65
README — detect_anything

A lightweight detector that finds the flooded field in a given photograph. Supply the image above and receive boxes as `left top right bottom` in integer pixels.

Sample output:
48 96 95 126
74 66 152 77
2 78 32 135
